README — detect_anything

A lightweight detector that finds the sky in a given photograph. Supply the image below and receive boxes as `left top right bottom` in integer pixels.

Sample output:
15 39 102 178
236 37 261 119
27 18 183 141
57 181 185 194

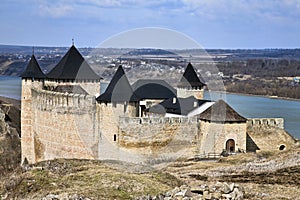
1 0 300 49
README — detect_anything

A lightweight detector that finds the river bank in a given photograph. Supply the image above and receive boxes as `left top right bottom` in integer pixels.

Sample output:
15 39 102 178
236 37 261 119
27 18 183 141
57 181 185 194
205 90 300 102
0 96 20 109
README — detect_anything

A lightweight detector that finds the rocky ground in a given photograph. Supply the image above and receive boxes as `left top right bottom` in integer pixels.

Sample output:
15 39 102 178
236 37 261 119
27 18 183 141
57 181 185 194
0 97 300 199
0 97 21 175
164 150 300 200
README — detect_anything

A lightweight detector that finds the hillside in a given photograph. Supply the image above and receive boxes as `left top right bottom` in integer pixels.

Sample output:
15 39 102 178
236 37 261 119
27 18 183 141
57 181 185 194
1 159 183 200
165 147 300 199
1 97 300 199
0 97 21 175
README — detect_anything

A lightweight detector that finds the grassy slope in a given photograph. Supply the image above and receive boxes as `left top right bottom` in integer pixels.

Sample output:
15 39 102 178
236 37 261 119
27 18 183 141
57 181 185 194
1 159 183 200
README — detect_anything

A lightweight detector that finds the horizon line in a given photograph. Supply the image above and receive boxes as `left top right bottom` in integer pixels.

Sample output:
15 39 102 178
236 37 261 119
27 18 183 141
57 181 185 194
0 43 299 50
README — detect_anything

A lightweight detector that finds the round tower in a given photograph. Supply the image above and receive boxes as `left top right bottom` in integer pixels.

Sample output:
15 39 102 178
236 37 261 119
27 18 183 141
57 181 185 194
20 54 46 164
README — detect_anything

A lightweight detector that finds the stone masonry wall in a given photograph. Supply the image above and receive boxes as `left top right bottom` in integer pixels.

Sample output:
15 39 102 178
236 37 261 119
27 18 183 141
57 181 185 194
44 80 101 97
96 102 138 160
247 118 284 129
118 117 199 155
97 102 137 142
28 89 99 163
246 118 297 151
176 88 204 99
21 79 44 164
198 121 247 154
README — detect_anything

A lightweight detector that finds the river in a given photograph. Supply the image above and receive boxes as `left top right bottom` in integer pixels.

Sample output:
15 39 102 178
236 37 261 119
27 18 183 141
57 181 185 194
0 75 299 139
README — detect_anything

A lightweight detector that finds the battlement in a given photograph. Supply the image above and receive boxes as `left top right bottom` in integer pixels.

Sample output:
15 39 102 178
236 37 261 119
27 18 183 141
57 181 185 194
247 118 284 129
118 116 199 149
31 89 96 113
119 116 198 125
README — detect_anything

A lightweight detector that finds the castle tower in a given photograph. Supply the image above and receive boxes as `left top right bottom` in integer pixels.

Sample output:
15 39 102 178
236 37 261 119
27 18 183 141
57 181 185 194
46 45 101 96
176 62 206 99
198 100 247 154
20 54 46 164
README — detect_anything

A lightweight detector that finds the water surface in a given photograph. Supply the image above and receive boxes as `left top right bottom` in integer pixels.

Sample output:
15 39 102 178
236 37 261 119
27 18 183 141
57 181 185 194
205 91 300 139
0 76 299 138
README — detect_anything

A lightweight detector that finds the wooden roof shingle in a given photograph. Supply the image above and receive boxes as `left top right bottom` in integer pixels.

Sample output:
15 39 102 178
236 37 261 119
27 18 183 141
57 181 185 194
199 100 247 122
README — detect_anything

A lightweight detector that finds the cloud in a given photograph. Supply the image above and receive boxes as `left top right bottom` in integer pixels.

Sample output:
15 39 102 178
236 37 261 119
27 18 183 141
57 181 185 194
180 0 300 20
37 1 74 18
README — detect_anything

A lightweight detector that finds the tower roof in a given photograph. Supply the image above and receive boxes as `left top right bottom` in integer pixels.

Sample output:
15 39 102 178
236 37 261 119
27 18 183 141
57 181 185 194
96 65 139 102
20 55 46 79
47 45 100 80
132 79 176 100
199 100 247 122
177 62 205 88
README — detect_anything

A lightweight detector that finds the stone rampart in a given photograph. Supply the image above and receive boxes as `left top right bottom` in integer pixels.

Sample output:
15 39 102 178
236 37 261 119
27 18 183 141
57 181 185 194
176 88 204 99
246 117 297 151
32 89 95 113
247 118 284 129
44 79 101 96
30 89 99 162
118 117 199 154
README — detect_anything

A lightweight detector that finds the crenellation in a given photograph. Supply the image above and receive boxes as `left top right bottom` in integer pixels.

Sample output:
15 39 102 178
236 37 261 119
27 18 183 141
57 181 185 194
31 88 96 113
119 116 197 125
118 116 199 150
247 118 284 129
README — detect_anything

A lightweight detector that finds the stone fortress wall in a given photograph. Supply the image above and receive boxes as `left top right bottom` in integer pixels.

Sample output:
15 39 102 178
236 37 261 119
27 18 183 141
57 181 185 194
118 117 199 153
44 79 101 97
246 118 297 152
22 84 296 164
176 88 204 99
247 118 284 129
28 88 99 163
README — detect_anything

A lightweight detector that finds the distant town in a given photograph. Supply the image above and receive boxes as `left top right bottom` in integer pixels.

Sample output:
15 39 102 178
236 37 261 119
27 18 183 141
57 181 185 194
1 44 300 99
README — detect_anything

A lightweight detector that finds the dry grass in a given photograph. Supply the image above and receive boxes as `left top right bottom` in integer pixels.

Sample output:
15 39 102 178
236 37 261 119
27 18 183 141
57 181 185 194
163 148 300 200
1 159 184 200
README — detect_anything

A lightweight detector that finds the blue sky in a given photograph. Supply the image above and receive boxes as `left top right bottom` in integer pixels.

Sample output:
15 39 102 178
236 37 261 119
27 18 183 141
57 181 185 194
1 0 300 49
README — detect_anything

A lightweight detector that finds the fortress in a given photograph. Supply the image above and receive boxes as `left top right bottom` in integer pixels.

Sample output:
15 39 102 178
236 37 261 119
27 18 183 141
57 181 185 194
20 45 296 164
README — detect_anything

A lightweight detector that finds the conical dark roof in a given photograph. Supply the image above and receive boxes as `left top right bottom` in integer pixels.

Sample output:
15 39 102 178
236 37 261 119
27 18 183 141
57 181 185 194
199 100 247 122
47 45 100 80
177 63 205 88
20 55 46 79
96 65 139 102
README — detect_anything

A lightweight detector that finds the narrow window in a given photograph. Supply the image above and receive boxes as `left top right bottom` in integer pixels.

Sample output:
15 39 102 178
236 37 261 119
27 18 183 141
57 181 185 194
124 102 127 113
113 134 117 142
